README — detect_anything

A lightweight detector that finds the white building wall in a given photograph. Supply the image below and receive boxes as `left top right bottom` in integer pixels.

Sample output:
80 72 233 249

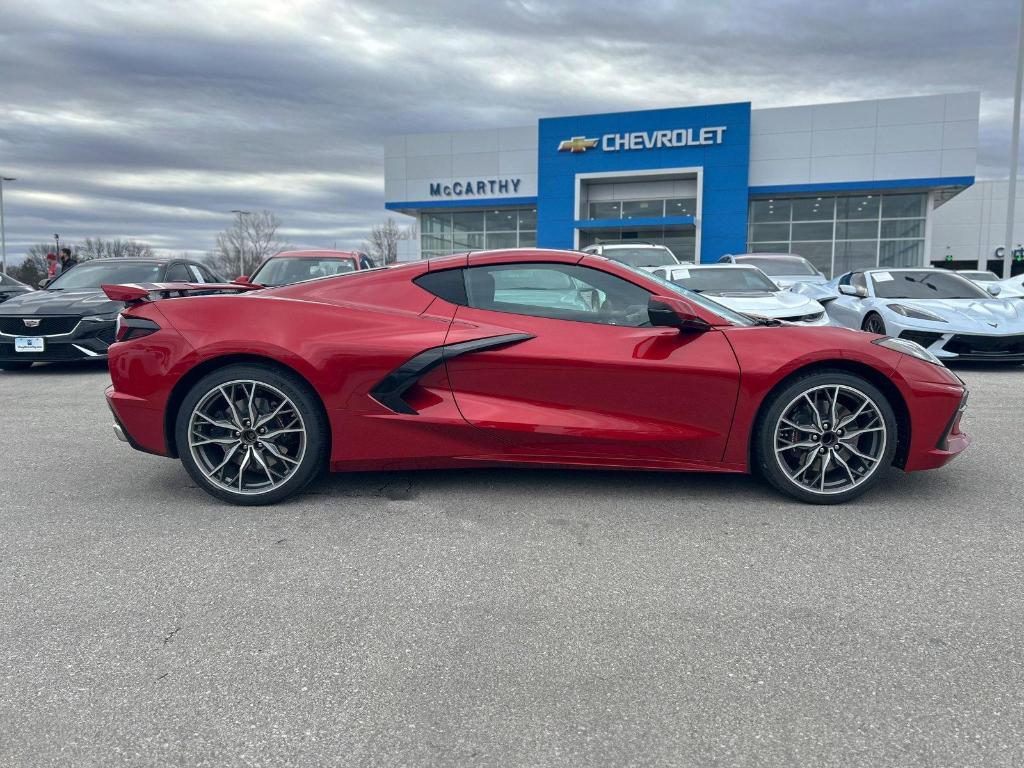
930 180 1024 265
385 126 538 204
748 93 979 187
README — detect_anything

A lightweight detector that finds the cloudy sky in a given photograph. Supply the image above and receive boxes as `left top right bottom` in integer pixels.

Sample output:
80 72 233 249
0 0 1019 264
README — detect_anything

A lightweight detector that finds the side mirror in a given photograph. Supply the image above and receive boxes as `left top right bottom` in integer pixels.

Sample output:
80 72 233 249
648 295 711 332
233 275 250 285
38 278 51 289
987 283 1002 296
838 284 866 298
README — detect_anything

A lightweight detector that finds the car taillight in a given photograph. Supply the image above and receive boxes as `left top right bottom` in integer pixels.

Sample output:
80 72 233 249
115 314 160 342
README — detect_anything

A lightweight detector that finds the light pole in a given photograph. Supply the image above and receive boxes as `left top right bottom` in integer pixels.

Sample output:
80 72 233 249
230 209 251 277
0 176 14 276
1004 0 1024 278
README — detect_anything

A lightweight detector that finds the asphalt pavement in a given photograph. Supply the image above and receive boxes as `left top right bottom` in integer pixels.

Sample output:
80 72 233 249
1 361 1022 767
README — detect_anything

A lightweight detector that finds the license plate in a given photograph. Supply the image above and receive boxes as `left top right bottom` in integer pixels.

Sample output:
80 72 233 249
14 337 45 353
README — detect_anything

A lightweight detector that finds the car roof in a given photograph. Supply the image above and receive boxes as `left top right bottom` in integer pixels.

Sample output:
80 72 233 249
271 250 361 259
733 253 803 260
594 243 668 249
80 257 173 264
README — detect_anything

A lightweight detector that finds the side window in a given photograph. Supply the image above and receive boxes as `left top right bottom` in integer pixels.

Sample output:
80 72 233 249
464 263 652 326
360 254 376 269
188 265 206 283
165 263 191 282
199 266 220 283
414 269 467 305
851 272 868 294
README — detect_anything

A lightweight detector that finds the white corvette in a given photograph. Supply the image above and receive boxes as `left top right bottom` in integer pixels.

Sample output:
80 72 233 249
652 264 829 325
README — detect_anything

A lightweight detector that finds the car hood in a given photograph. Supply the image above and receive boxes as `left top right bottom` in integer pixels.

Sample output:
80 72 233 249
704 291 823 318
884 298 1024 332
0 289 121 316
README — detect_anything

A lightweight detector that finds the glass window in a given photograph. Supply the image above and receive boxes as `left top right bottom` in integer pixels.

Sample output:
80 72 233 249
451 211 484 233
422 234 451 252
666 198 696 216
881 193 927 219
880 219 925 239
165 263 191 282
791 197 834 221
422 213 452 235
736 256 819 276
871 270 986 299
791 222 833 241
519 231 537 247
835 221 878 240
485 209 517 232
589 201 621 220
621 199 664 219
484 232 518 250
464 263 652 326
749 242 789 253
453 231 485 251
750 199 791 223
789 242 832 276
836 195 880 220
834 241 878 275
251 257 357 286
517 208 537 230
668 267 778 293
751 223 790 242
879 240 925 269
46 261 165 290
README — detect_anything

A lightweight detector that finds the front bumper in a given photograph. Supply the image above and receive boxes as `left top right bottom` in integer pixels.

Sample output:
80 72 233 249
897 328 1024 362
0 317 116 363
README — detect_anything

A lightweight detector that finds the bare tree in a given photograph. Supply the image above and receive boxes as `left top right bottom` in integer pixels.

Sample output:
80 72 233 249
8 243 51 285
77 237 155 261
364 218 413 265
212 210 290 277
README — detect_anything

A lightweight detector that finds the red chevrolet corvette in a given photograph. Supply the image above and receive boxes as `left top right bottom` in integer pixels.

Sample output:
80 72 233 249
103 249 969 506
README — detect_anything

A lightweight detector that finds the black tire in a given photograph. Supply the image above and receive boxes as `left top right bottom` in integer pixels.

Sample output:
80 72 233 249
0 361 33 371
174 363 328 505
862 313 886 335
753 370 898 505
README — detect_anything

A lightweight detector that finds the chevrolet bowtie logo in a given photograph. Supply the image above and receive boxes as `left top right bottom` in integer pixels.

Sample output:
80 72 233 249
558 136 599 153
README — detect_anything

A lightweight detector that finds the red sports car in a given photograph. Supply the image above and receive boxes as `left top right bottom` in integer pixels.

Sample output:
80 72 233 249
103 249 969 506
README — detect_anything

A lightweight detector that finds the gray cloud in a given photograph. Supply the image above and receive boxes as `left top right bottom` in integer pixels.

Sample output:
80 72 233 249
0 0 1019 263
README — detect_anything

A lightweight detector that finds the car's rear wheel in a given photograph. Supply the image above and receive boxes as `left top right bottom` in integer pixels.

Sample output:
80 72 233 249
754 371 897 504
862 313 886 335
0 362 33 371
175 363 328 505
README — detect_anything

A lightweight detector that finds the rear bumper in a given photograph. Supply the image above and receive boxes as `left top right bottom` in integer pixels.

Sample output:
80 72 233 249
106 385 170 457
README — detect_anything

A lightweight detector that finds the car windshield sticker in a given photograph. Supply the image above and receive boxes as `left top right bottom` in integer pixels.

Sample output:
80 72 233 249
874 272 894 282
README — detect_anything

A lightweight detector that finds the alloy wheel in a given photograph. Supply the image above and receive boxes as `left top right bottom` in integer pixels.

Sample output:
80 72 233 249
187 379 307 496
773 384 887 496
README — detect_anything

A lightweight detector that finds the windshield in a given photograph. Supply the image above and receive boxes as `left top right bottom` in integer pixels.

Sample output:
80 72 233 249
46 261 163 290
251 257 357 286
871 270 988 300
618 263 755 327
0 273 27 287
669 267 777 293
603 247 679 268
737 256 817 276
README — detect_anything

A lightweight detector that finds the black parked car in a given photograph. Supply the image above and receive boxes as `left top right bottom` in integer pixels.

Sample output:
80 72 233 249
0 258 223 371
0 273 33 305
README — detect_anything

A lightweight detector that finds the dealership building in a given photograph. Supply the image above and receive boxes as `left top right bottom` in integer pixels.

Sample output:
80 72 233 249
384 92 983 277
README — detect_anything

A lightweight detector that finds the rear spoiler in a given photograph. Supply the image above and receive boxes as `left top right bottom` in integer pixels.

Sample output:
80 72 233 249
101 282 262 305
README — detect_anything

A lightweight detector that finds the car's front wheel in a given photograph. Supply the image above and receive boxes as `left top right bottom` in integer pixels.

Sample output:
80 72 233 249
754 371 897 504
862 313 886 335
175 363 328 505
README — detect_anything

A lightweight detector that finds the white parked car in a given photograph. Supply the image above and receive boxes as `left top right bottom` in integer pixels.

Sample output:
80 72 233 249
717 253 828 290
583 243 684 271
826 268 1024 362
651 264 830 325
993 272 1024 298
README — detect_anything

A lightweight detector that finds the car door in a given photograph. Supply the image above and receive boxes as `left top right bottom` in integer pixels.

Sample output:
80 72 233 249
440 257 741 465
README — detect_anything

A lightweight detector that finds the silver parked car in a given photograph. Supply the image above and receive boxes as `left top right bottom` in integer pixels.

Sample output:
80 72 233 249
717 253 828 290
826 268 1024 362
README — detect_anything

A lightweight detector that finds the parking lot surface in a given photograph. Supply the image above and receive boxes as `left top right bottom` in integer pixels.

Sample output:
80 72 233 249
1 361 1022 767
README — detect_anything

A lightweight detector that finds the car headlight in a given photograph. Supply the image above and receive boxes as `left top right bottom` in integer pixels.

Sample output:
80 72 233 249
82 312 119 322
873 337 945 367
887 304 946 323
